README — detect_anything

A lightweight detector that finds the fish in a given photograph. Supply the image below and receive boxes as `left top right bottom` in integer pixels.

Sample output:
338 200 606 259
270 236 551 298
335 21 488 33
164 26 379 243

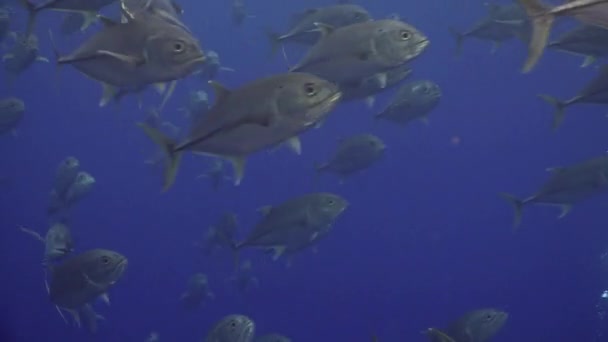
548 24 608 67
501 155 608 229
48 249 127 326
0 96 24 135
3 32 48 83
196 212 238 255
267 3 372 51
20 221 74 264
316 134 387 182
426 308 508 342
518 0 608 72
339 64 413 107
197 50 235 80
19 0 117 35
195 159 231 191
146 332 160 342
233 193 348 261
231 0 254 26
290 19 429 85
537 65 608 130
179 89 210 125
138 72 342 190
51 10 205 107
375 80 442 126
229 260 259 293
450 1 531 55
180 273 214 309
254 334 291 342
48 171 96 215
52 156 80 200
205 314 255 342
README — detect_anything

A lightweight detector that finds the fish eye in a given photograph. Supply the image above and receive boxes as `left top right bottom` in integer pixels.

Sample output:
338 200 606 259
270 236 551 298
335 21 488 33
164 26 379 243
304 83 317 97
328 199 335 206
400 31 411 40
101 256 110 264
173 41 185 53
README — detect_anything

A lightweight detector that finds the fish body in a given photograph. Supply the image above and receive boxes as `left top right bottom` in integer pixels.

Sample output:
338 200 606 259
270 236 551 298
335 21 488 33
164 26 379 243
205 315 255 342
502 155 608 228
376 80 442 126
0 97 24 134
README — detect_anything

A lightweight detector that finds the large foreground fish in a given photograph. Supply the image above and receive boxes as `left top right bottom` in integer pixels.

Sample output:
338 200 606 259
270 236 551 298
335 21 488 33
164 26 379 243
518 0 608 72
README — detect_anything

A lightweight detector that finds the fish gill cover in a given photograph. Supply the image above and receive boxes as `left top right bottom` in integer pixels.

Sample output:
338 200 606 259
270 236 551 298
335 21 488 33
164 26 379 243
1 0 608 341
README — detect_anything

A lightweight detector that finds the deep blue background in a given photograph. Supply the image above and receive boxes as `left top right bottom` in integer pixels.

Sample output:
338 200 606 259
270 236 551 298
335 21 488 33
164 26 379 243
2 0 608 341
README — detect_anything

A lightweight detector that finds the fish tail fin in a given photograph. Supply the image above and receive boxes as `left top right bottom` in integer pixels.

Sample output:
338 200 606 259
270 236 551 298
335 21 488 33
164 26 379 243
537 94 566 130
448 27 465 56
499 193 525 231
18 0 38 37
519 0 554 73
264 28 282 57
136 122 182 191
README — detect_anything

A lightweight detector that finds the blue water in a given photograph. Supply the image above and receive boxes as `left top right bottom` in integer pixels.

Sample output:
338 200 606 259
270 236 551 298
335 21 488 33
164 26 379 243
2 0 608 341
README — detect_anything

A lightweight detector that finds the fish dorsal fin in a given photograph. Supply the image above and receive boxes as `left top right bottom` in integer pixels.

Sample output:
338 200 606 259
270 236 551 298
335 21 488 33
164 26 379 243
97 15 119 28
257 205 273 216
208 80 231 103
313 22 335 37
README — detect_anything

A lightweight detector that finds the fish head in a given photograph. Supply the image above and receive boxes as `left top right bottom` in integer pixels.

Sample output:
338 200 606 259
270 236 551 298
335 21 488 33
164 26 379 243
410 80 442 102
0 97 25 117
467 308 508 341
364 134 387 153
209 315 255 342
81 249 128 286
313 193 349 220
144 25 206 79
205 50 220 66
274 73 342 127
373 20 429 66
74 171 96 187
59 156 80 172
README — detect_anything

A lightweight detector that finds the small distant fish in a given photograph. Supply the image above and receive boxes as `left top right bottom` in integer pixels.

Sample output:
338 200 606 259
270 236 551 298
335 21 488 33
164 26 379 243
20 221 74 264
146 332 160 342
229 259 259 293
179 90 210 125
425 308 508 342
449 2 530 55
233 193 348 261
196 212 238 255
196 159 231 191
48 171 96 215
197 50 235 80
518 0 608 72
2 32 48 83
266 4 372 51
339 64 413 107
0 96 24 135
375 80 442 126
231 0 254 26
537 65 608 130
180 273 214 309
501 155 608 229
205 315 255 342
52 156 80 200
316 134 386 182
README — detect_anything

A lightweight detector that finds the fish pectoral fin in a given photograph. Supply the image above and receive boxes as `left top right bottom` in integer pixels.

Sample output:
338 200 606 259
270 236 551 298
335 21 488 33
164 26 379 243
558 204 572 219
2 53 14 61
375 73 388 89
36 56 49 63
309 231 319 242
81 272 104 291
99 292 111 306
228 156 247 186
99 83 118 107
96 50 145 66
364 96 375 108
285 136 302 155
